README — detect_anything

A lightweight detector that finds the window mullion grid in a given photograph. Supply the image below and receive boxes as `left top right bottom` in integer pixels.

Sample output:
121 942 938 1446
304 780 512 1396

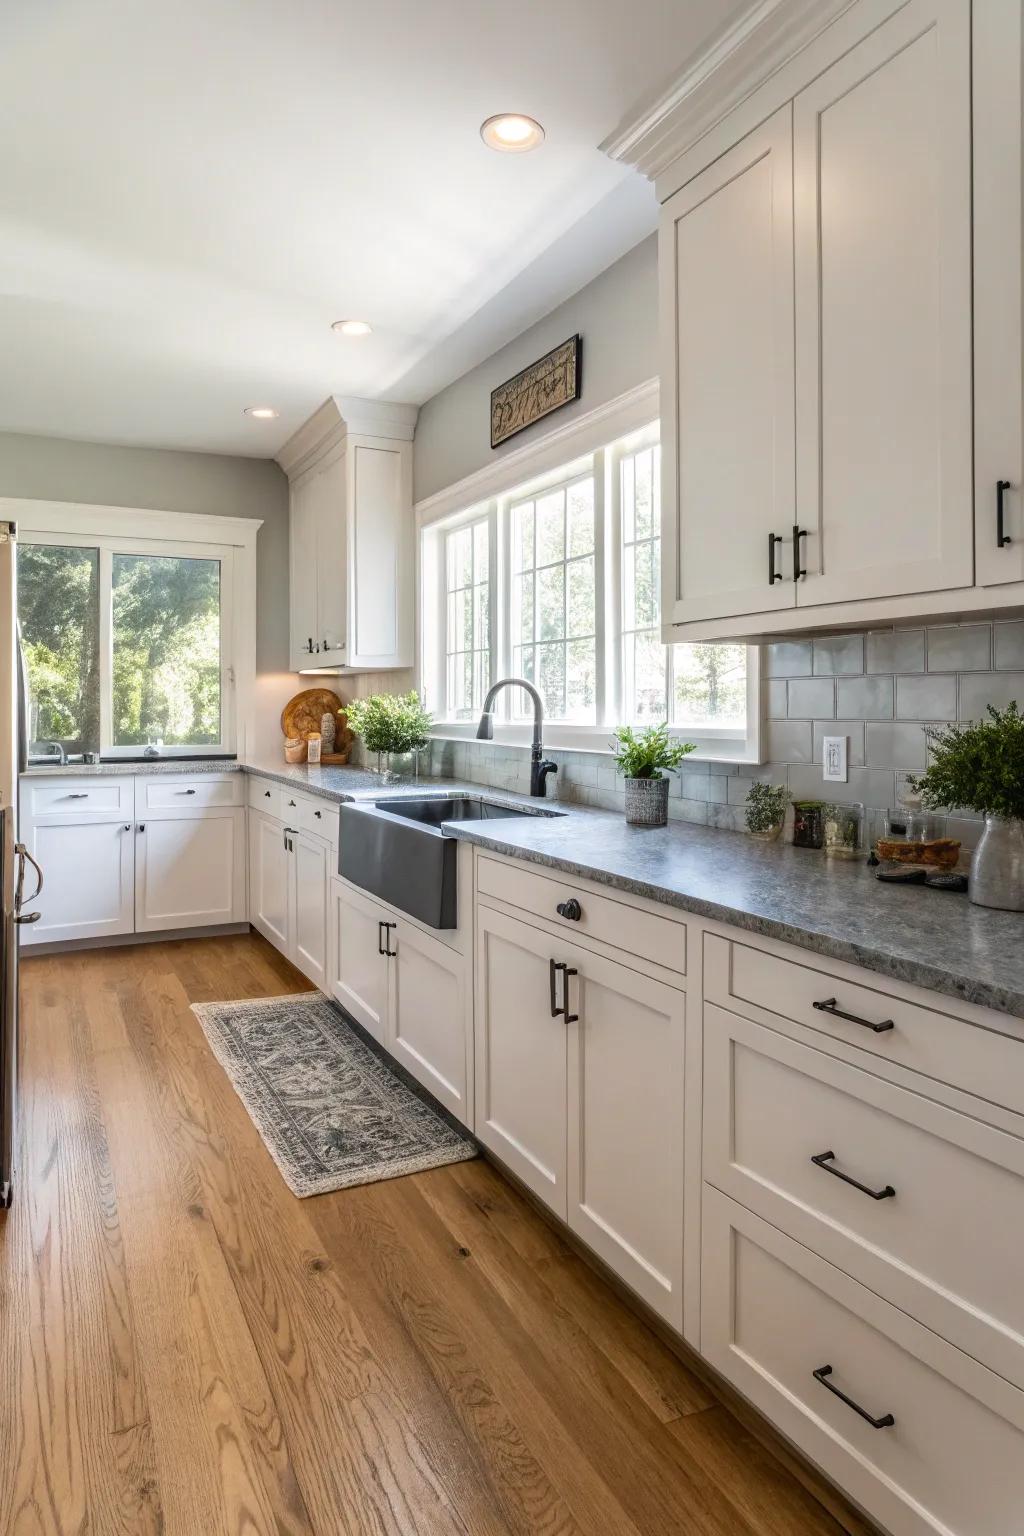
98 544 113 754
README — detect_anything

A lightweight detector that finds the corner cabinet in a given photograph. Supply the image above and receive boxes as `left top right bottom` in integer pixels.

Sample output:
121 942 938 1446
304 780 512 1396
646 0 1019 641
279 397 418 673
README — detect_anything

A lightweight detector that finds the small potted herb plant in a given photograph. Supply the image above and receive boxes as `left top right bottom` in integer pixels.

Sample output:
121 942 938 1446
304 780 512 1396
910 702 1024 910
610 723 695 827
745 781 788 841
345 691 433 782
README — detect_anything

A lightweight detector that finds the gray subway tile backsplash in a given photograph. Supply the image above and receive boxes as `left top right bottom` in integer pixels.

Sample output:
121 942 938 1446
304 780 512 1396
787 678 835 719
895 673 957 720
926 624 991 672
865 628 925 674
424 624 1023 835
836 675 894 720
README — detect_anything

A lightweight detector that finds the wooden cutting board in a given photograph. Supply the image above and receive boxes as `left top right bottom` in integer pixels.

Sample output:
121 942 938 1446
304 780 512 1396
281 687 344 741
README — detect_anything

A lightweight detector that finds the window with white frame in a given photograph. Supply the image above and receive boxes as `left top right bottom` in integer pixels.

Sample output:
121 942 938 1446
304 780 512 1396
420 419 757 758
444 516 491 719
18 528 239 758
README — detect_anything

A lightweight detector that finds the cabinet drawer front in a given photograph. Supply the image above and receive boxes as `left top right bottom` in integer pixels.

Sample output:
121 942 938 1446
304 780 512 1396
140 775 243 811
248 777 282 819
705 933 1024 1118
293 795 338 845
702 1187 1024 1536
705 1004 1024 1384
26 776 133 819
476 854 686 977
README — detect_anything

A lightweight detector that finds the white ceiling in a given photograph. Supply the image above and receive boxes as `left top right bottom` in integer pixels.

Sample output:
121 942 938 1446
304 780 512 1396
0 0 747 457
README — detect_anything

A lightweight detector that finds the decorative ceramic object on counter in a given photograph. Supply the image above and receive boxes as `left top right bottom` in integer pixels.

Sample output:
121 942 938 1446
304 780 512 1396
306 732 322 764
610 723 696 828
823 802 864 859
320 710 336 754
909 703 1024 911
791 800 825 849
745 781 787 841
284 736 306 764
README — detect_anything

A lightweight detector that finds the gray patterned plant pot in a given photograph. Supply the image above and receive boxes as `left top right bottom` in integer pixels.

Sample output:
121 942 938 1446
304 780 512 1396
624 775 670 827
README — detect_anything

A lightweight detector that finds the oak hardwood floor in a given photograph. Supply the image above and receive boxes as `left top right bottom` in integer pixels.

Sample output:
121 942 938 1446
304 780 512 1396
1 933 870 1536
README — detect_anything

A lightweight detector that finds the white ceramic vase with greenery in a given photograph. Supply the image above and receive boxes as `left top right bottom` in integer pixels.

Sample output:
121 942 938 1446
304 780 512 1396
910 703 1024 910
744 781 788 841
610 724 695 827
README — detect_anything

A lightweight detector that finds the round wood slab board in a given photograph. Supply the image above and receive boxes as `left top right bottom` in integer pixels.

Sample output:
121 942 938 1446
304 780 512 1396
281 687 344 741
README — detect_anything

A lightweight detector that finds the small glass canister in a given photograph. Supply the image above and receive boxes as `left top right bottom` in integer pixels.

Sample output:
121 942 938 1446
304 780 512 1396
823 802 864 859
792 801 826 849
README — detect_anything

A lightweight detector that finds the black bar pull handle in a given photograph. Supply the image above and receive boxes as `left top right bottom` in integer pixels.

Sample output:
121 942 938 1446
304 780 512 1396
792 525 807 582
812 1365 895 1429
768 532 783 584
378 920 386 956
998 479 1013 547
549 960 579 1023
813 997 894 1034
811 1150 895 1201
382 922 397 958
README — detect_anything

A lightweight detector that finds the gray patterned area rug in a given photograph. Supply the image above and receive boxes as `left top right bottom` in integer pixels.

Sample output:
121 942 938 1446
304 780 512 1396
191 992 477 1197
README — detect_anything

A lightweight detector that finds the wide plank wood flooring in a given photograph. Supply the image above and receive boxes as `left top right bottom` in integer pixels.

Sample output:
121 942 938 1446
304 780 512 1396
1 933 870 1536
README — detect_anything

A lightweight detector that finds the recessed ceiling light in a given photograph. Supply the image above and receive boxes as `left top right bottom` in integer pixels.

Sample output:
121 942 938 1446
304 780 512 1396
332 318 373 337
480 113 545 153
244 406 279 419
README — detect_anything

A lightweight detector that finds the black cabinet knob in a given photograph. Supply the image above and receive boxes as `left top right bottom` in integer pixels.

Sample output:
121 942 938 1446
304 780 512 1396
556 898 582 921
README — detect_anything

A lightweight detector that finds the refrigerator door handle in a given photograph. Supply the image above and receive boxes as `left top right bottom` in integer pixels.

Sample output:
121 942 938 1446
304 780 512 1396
13 843 42 923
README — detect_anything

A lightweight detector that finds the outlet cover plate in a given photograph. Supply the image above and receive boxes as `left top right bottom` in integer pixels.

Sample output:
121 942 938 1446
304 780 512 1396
822 735 849 783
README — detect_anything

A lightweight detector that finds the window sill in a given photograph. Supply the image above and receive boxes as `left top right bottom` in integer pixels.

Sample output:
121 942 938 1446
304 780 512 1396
428 724 760 767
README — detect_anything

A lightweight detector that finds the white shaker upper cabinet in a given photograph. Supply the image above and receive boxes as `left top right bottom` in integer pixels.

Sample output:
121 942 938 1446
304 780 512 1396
660 105 797 628
288 469 320 671
346 440 413 671
974 2 1024 587
792 0 973 607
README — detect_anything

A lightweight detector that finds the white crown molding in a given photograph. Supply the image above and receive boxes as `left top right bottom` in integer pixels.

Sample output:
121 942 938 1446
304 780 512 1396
1 497 262 551
600 0 857 181
415 377 659 528
277 396 419 480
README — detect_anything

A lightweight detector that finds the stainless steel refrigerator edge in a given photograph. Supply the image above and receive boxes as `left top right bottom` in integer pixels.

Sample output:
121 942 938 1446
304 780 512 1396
1 522 42 1208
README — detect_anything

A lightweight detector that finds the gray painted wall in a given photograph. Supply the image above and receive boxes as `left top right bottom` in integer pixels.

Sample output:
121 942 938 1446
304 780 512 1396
0 432 289 674
413 234 658 503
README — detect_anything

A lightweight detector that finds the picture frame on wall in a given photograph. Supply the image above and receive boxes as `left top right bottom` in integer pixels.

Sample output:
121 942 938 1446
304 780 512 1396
490 334 582 448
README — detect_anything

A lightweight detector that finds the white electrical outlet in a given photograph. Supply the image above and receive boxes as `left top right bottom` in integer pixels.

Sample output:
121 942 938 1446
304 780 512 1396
822 734 849 783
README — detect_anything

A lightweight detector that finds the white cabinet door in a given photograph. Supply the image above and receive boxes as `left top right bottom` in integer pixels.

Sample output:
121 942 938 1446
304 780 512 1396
793 0 972 606
289 829 328 990
20 817 134 946
249 811 290 951
974 3 1024 587
313 453 347 661
346 440 413 669
474 904 567 1217
135 809 245 933
330 878 389 1045
288 470 320 670
567 950 685 1329
389 917 471 1127
660 105 797 626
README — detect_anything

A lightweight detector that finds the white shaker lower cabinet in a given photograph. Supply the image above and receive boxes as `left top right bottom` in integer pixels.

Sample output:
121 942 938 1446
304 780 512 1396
389 917 470 1124
22 814 135 945
475 899 686 1328
474 904 569 1213
248 810 290 951
135 808 245 932
289 829 329 991
329 878 391 1046
702 1187 1024 1536
327 877 472 1124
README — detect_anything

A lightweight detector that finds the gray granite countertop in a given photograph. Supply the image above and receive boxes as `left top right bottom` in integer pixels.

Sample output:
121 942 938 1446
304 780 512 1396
440 810 1024 1022
23 757 1024 1020
23 758 243 777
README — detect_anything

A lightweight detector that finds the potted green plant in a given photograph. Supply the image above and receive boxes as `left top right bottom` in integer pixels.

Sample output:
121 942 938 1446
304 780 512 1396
610 723 695 827
345 691 433 782
909 702 1024 910
745 781 788 841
